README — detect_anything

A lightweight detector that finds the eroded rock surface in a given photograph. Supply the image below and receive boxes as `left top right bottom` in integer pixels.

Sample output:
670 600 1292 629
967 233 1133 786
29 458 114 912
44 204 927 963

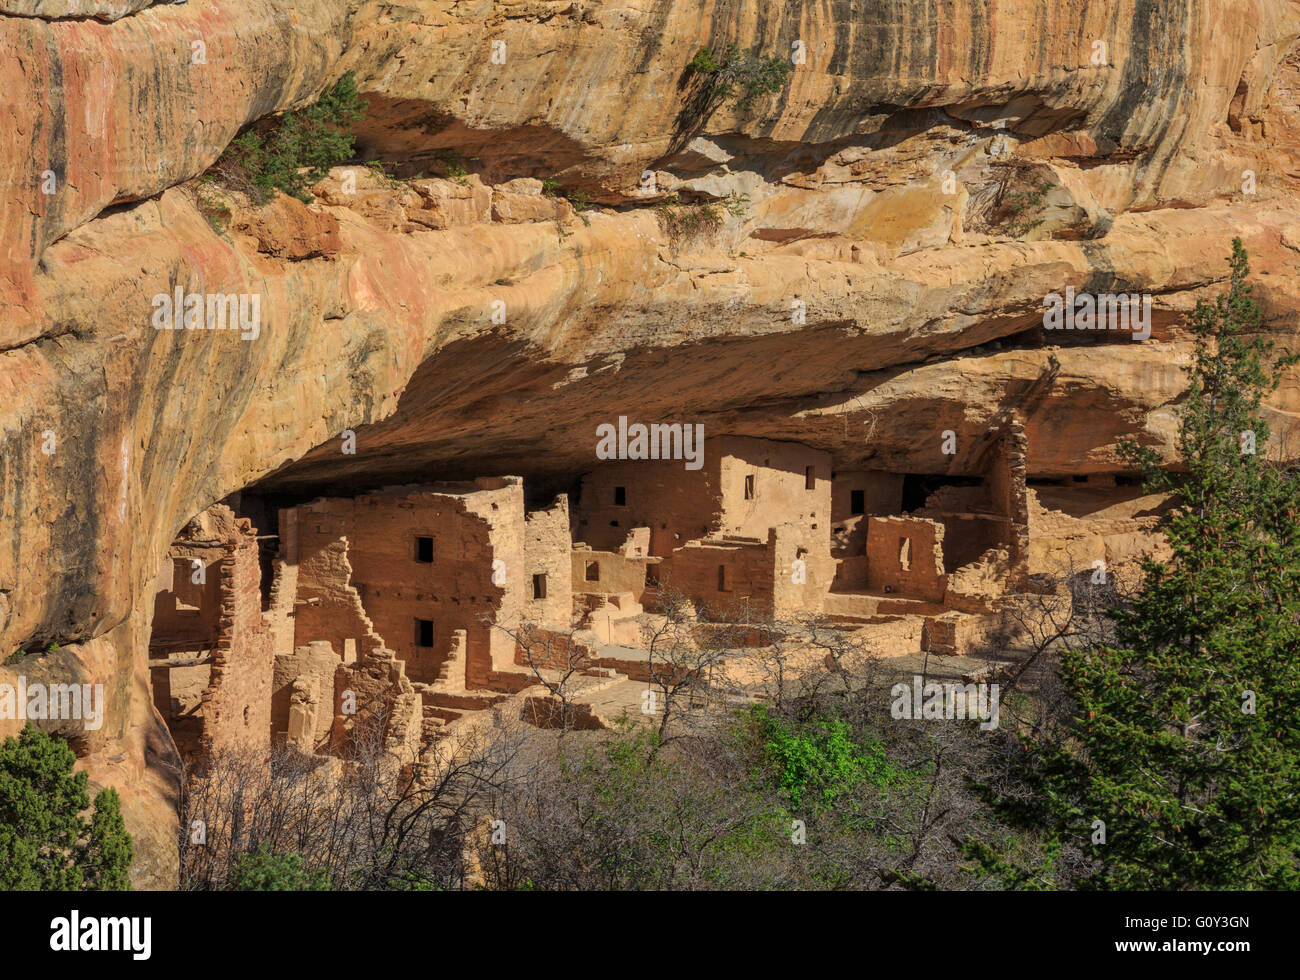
2 0 1299 887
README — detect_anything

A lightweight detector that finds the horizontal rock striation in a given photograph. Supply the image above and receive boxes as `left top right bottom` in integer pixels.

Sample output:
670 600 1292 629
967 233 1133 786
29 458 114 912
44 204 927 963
1 0 1298 887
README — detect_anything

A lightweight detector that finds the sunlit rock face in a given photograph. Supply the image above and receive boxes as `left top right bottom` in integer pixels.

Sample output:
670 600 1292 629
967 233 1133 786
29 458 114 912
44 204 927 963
1 0 1298 887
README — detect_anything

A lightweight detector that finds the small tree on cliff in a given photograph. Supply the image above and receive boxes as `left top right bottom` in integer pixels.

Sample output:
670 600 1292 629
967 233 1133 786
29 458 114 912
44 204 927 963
0 726 133 890
213 71 366 204
975 240 1300 888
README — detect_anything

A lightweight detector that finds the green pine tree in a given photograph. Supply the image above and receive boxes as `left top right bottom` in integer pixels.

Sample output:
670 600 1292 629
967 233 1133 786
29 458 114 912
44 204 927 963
230 845 330 891
0 726 134 890
981 240 1300 889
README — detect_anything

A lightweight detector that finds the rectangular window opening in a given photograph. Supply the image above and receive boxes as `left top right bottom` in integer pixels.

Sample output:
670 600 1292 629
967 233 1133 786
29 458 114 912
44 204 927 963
416 618 434 647
532 574 547 600
850 489 865 515
744 475 755 500
415 536 434 563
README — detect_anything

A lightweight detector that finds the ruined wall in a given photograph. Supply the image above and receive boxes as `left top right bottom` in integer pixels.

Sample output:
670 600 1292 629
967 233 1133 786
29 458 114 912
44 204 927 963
271 640 341 750
285 480 531 689
988 420 1032 587
524 496 573 629
927 514 1011 573
198 517 273 760
147 505 272 765
769 524 836 618
660 538 776 619
866 517 948 602
330 647 422 762
265 508 300 657
830 470 905 589
287 501 386 666
572 547 650 598
1027 489 1167 579
149 554 222 655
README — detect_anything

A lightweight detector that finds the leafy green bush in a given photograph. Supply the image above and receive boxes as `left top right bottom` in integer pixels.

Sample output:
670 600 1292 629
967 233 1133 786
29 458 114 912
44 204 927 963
0 726 133 890
212 71 366 204
750 704 906 812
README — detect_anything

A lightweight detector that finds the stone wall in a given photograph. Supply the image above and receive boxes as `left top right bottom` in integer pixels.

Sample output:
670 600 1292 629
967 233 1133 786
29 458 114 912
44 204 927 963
660 537 777 619
282 479 544 690
865 517 948 602
524 496 574 629
147 505 272 765
572 547 650 598
271 640 341 751
715 437 832 541
577 454 719 557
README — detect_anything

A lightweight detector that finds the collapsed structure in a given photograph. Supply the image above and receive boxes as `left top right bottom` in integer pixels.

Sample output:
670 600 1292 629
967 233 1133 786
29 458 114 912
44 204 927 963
147 426 1163 768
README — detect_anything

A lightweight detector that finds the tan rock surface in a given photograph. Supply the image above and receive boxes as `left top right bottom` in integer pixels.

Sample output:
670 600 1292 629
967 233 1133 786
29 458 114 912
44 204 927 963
2 0 1299 886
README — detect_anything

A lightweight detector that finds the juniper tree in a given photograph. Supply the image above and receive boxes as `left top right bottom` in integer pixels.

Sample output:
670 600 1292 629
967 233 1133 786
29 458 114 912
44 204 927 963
0 726 134 890
982 240 1300 889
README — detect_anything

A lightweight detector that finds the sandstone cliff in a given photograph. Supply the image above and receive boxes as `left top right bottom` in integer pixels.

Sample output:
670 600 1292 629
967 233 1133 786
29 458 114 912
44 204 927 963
2 0 1299 887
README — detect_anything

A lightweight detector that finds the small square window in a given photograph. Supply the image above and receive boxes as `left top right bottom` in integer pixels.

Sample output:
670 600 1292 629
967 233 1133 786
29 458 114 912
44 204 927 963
532 574 547 600
614 486 627 506
585 561 600 582
850 490 865 515
415 536 434 563
416 619 434 647
744 475 755 500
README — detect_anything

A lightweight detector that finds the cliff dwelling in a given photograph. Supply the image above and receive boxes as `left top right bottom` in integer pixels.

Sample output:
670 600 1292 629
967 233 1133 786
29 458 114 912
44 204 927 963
138 420 1164 770
6 0 1296 900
